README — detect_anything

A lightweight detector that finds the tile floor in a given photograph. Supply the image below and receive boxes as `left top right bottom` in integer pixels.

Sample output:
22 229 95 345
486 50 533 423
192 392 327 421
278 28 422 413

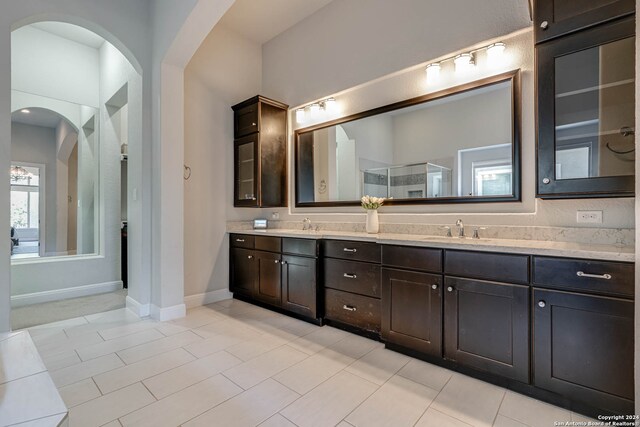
24 299 596 427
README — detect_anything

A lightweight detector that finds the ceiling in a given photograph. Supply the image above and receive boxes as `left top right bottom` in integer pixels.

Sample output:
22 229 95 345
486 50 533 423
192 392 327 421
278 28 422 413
12 108 65 129
218 0 334 44
31 21 105 49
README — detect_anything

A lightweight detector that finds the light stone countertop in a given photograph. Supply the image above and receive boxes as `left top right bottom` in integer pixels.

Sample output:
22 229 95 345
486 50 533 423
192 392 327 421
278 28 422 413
228 228 635 262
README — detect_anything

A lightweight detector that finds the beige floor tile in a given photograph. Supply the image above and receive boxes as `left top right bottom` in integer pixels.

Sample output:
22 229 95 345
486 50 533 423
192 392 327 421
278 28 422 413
76 329 163 361
223 345 309 389
396 358 454 391
50 353 124 388
183 379 299 427
117 330 202 364
170 308 226 329
84 308 140 324
259 414 298 427
415 408 474 427
26 316 88 337
0 331 47 384
101 421 122 427
327 334 382 360
281 371 378 427
119 375 242 427
143 350 242 400
40 349 82 372
499 391 571 427
345 347 410 385
346 375 439 427
0 372 67 427
68 382 155 427
273 347 354 394
34 331 104 357
226 332 290 361
59 378 102 408
93 348 195 394
287 326 350 355
192 318 263 340
98 320 160 340
493 414 528 427
155 322 190 336
431 374 506 427
336 422 355 427
63 319 140 339
183 331 249 358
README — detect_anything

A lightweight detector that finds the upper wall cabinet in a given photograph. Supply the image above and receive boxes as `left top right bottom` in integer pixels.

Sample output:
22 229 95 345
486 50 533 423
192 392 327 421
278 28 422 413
536 16 635 198
534 0 635 44
232 96 288 208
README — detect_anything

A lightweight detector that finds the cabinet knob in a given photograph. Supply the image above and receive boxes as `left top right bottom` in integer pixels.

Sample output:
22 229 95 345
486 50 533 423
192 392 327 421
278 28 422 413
542 178 550 184
281 261 287 265
274 260 280 264
447 286 454 292
538 300 546 308
540 20 549 30
431 284 438 290
251 122 256 126
247 255 253 259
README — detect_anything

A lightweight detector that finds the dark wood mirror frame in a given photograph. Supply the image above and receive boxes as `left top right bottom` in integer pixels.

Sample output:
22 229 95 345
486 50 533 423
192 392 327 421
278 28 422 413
294 69 522 208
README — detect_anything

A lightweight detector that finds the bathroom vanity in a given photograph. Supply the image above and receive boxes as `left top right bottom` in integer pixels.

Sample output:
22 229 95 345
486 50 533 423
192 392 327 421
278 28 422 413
228 229 634 418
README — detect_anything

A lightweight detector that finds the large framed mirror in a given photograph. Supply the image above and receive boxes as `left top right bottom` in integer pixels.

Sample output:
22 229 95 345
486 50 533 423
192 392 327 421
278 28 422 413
295 70 521 207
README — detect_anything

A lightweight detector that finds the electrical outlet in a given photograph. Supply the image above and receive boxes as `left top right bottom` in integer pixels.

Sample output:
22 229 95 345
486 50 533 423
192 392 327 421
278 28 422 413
576 210 603 224
271 212 280 220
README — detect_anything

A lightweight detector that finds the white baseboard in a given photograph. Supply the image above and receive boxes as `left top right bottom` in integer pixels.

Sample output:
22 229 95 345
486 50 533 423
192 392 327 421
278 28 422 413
150 303 186 322
184 289 233 308
126 296 150 317
11 281 123 307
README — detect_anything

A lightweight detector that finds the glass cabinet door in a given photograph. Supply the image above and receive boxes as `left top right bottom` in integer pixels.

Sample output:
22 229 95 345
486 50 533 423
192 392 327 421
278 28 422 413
234 135 259 206
537 17 635 198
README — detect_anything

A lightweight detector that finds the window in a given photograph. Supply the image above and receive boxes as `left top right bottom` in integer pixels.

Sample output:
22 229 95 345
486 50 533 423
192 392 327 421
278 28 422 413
10 165 41 230
473 162 513 196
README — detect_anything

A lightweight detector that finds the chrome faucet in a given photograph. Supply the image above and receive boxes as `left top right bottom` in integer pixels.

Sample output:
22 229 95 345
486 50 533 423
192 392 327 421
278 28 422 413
302 218 311 231
455 219 465 238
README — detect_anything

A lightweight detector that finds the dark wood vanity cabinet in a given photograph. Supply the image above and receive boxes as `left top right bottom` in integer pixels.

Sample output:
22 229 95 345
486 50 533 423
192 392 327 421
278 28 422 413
532 255 635 414
229 234 320 321
536 13 635 199
232 96 288 208
534 0 635 43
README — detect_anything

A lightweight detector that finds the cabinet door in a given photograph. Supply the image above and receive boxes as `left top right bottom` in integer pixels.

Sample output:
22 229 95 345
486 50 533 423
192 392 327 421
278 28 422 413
234 135 259 207
234 102 259 138
282 255 317 319
537 17 635 198
533 288 634 414
382 268 442 357
255 251 282 306
230 248 256 297
534 0 634 43
444 277 529 383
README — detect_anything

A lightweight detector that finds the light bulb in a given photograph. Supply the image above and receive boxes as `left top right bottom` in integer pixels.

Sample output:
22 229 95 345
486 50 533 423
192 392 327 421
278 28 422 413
309 103 320 116
454 53 474 73
324 98 337 113
425 63 441 83
21 109 30 114
296 108 306 124
486 42 506 66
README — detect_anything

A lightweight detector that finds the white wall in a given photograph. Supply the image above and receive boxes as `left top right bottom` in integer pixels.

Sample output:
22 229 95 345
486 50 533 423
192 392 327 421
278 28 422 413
11 123 58 254
0 0 153 331
184 23 262 299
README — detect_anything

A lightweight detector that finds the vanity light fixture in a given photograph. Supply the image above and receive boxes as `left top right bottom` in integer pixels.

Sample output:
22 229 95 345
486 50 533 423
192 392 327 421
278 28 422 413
424 41 506 82
295 97 339 124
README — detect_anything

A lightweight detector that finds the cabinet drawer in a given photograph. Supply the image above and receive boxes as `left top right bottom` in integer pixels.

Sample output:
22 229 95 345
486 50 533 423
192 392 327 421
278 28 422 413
255 236 281 253
533 257 634 298
382 245 442 273
325 289 381 334
230 234 254 249
445 250 529 284
323 240 381 263
324 259 381 298
283 238 317 257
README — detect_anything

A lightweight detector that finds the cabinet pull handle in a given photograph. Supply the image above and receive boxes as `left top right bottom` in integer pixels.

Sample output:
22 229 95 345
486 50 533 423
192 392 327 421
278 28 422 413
247 255 253 259
236 238 245 243
343 248 357 253
538 300 546 308
342 305 357 312
431 284 438 290
577 271 612 280
447 286 454 292
343 273 357 279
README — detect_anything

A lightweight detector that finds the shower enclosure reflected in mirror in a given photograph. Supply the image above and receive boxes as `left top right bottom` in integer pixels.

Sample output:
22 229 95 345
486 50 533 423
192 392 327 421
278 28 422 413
295 70 521 206
10 94 99 259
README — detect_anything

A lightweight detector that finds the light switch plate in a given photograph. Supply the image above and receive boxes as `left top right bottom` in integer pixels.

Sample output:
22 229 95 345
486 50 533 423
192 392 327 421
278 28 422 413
577 210 603 224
